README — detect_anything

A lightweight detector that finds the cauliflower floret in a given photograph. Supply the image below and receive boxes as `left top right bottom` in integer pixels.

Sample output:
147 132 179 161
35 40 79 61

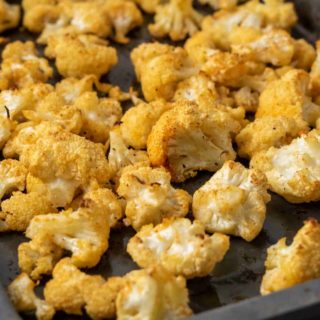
132 0 161 13
193 160 271 241
8 273 55 320
74 92 122 143
310 41 320 97
117 165 191 231
199 0 237 9
120 100 172 150
236 116 309 159
0 115 14 149
261 219 320 295
256 69 320 127
19 205 110 279
232 86 259 112
147 101 241 182
0 0 20 33
0 159 27 200
0 41 53 89
19 122 110 207
131 43 196 102
250 130 320 203
45 33 117 79
117 266 192 319
149 0 203 41
127 217 230 278
292 39 316 70
0 191 56 232
44 258 124 319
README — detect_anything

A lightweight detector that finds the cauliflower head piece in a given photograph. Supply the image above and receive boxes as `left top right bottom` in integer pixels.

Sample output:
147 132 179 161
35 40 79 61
193 160 271 241
44 257 124 319
116 266 192 320
8 273 55 320
310 41 320 98
236 116 309 159
0 0 20 33
199 0 237 9
261 219 320 295
147 101 241 182
127 217 230 278
250 129 320 203
117 164 191 231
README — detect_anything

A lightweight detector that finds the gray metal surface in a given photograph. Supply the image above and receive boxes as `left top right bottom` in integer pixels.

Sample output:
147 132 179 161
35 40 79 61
0 1 320 319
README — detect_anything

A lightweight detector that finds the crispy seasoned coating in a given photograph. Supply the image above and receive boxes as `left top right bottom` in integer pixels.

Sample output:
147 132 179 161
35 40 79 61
19 206 110 279
251 130 320 203
256 69 320 127
292 39 316 70
149 0 203 41
45 33 117 79
310 41 320 97
0 0 20 33
236 116 309 159
116 266 192 319
131 43 196 101
120 100 172 150
8 273 55 320
193 160 270 241
117 164 191 231
44 258 124 319
147 101 241 182
0 191 56 232
127 217 230 278
261 219 320 295
199 0 237 9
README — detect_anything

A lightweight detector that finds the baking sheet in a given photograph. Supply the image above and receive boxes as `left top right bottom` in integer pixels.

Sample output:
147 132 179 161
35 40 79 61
0 0 320 319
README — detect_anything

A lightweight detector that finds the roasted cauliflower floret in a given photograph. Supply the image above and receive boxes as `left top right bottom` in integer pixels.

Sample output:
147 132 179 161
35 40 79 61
44 258 124 319
149 0 203 41
1 41 53 89
236 116 309 159
232 86 259 112
251 130 320 203
292 39 316 70
117 266 192 319
131 43 196 102
19 206 110 279
199 0 237 9
0 0 20 33
147 101 241 182
45 33 117 79
261 219 320 295
193 160 270 241
127 218 230 278
0 115 14 149
74 92 122 143
117 165 191 231
256 69 320 127
120 100 171 150
0 191 56 232
8 273 55 320
310 41 320 97
132 0 161 13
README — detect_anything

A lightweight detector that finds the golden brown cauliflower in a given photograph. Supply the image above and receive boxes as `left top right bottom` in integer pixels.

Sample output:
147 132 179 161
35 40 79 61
0 191 56 232
261 219 320 295
127 217 230 278
236 116 309 159
19 205 110 279
116 266 192 319
149 0 203 41
0 0 20 33
131 43 196 101
0 41 53 89
0 115 14 149
147 101 241 182
8 273 55 320
45 33 117 79
256 69 320 127
120 100 171 150
310 41 320 98
199 0 237 9
250 129 320 203
117 164 191 231
44 258 124 319
193 160 270 241
292 39 316 70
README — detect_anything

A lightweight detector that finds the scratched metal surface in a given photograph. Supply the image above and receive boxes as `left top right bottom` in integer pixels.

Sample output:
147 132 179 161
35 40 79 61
0 1 320 319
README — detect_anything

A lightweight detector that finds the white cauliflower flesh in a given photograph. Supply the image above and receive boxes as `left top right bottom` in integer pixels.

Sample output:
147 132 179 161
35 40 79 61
147 101 241 182
116 266 192 320
0 0 20 33
250 130 320 203
149 0 203 41
193 160 271 241
8 273 55 320
117 165 191 231
260 219 320 295
127 217 230 278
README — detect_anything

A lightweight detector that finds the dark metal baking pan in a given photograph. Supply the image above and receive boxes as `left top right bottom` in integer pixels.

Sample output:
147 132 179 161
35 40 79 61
0 0 320 319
